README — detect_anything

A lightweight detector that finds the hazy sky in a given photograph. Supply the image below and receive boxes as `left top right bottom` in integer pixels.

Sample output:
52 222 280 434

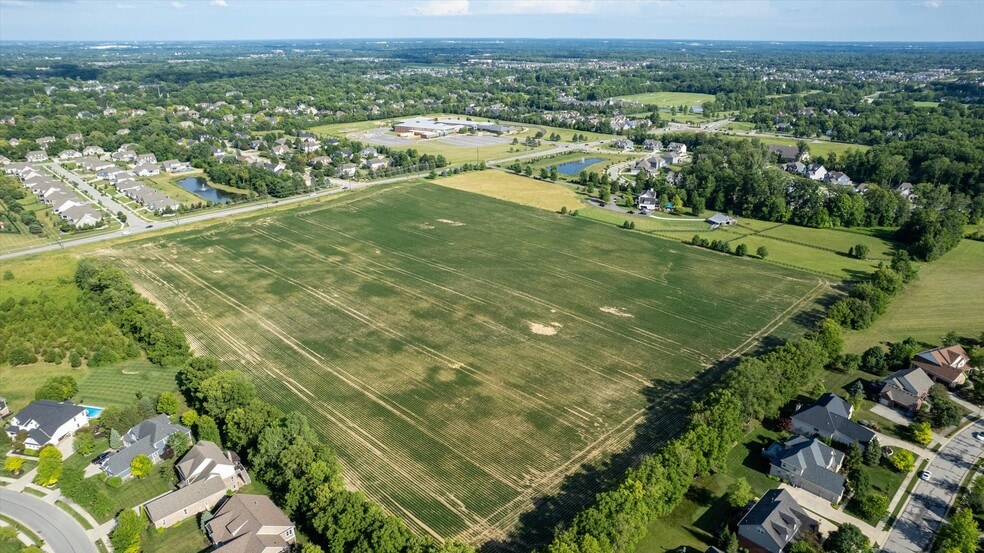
1 0 983 42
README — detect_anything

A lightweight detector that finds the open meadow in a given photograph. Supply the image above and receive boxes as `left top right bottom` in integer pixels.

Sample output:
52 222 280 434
105 182 827 543
843 239 984 351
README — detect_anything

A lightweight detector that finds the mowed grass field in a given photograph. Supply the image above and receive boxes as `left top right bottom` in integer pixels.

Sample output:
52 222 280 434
615 91 716 107
434 170 582 212
107 182 826 543
843 239 984 352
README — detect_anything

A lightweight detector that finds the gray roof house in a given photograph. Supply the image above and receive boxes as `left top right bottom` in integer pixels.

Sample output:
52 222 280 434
0 397 9 419
763 436 846 503
637 189 659 211
101 414 190 479
738 489 818 553
145 440 249 529
790 393 875 447
706 213 736 226
879 367 934 415
206 494 296 553
5 401 88 450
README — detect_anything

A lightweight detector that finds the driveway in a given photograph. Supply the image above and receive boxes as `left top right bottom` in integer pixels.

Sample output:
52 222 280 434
0 489 98 553
881 418 984 553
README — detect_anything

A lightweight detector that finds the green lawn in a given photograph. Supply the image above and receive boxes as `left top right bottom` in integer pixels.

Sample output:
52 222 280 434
141 518 210 553
719 134 869 159
843 239 984 352
615 91 716 107
107 181 824 542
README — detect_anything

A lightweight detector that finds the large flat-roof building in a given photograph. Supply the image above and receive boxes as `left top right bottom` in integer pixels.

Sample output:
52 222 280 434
392 118 517 138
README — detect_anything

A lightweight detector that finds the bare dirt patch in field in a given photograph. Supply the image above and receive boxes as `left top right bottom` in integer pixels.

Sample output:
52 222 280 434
529 322 558 335
437 219 465 226
600 306 633 318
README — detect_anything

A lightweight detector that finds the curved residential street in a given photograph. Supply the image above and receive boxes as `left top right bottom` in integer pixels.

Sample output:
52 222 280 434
882 418 984 553
0 489 98 553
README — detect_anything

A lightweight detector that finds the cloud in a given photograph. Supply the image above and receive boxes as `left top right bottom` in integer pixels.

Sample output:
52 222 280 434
116 2 134 8
481 0 598 15
921 0 941 7
210 0 228 6
170 0 185 7
406 0 470 16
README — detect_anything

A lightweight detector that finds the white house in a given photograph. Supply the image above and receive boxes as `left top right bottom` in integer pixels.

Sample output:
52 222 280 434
5 401 89 450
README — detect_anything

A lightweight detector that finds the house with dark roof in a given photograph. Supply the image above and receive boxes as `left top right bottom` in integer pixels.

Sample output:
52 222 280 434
101 414 190 479
763 436 846 503
912 345 974 388
768 145 804 163
145 440 250 529
790 393 875 448
879 367 934 415
206 494 296 553
5 401 88 450
738 489 818 553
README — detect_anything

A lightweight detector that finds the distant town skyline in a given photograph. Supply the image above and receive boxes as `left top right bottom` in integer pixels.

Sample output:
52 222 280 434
1 0 983 42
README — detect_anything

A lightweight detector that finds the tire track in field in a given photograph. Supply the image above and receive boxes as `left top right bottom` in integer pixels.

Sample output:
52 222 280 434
292 215 694 363
151 252 527 494
255 222 652 389
127 249 517 532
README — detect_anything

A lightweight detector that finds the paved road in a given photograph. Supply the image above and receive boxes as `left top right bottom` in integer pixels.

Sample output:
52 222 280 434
882 418 984 553
0 489 98 553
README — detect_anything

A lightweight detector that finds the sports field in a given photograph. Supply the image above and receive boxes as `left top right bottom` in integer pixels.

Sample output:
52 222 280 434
108 182 826 543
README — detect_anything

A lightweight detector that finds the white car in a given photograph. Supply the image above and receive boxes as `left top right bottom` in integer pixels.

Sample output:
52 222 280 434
122 230 132 236
973 432 984 442
920 471 933 481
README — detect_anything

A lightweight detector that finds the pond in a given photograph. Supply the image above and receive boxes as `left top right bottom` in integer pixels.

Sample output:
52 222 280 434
554 157 604 175
175 176 238 204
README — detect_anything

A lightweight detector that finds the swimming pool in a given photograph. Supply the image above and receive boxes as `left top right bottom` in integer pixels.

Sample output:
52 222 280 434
83 405 104 419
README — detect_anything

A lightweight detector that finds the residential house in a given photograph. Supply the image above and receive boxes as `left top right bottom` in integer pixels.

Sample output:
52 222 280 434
893 182 917 202
806 164 827 181
0 115 15 125
206 494 296 553
911 345 974 388
103 107 117 116
80 157 114 172
763 436 846 503
337 148 353 160
60 205 102 228
637 190 659 211
879 367 934 415
337 163 358 178
635 157 666 174
115 128 131 136
737 489 818 553
36 136 56 148
0 397 9 418
299 142 320 153
789 393 875 447
162 160 190 173
364 157 388 171
271 144 291 157
824 171 852 186
82 146 105 157
642 139 663 152
667 142 687 154
661 152 683 165
101 414 191 479
0 155 10 166
612 138 633 150
135 153 157 165
783 162 807 176
26 151 48 163
706 213 736 226
309 156 332 167
65 133 83 143
133 163 161 177
5 401 88 450
112 150 137 162
359 147 378 158
768 145 803 163
57 149 82 160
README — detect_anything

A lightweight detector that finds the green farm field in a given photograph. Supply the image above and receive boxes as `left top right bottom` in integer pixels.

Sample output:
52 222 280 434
723 133 869 158
106 182 827 543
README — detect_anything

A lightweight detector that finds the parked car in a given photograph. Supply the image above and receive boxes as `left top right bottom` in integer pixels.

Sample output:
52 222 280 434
973 432 984 442
920 470 933 481
91 451 113 465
